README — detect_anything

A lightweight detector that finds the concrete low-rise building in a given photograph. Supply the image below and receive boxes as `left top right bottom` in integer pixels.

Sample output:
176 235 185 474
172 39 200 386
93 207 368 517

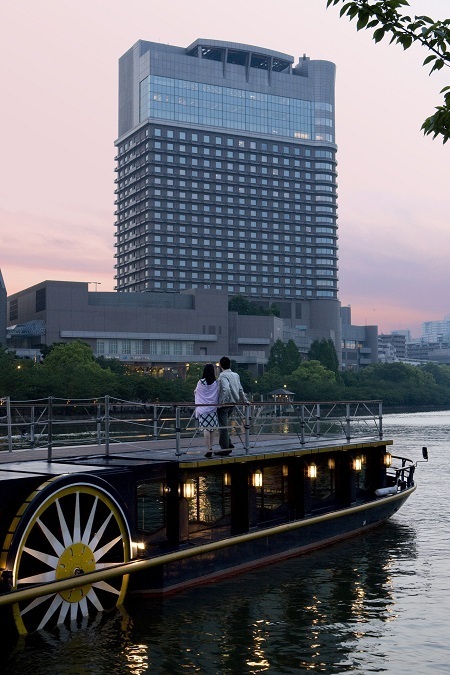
6 280 290 376
6 281 377 374
340 305 378 370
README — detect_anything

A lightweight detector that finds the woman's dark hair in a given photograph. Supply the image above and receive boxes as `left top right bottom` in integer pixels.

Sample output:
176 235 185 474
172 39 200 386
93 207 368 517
202 363 216 385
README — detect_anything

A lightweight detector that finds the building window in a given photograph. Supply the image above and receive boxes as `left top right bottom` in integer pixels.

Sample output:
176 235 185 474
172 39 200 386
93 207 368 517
36 288 46 312
9 298 18 322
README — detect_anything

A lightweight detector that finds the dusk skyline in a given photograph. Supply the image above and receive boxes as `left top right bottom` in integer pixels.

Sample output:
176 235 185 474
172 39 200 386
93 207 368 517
1 0 448 338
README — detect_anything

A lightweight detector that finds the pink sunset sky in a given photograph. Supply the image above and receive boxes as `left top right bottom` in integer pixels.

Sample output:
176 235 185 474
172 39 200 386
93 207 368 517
1 0 448 338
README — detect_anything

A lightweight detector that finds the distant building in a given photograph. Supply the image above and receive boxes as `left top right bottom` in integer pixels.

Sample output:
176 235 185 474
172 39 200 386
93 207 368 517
378 333 407 362
340 306 378 370
422 319 450 343
406 339 450 366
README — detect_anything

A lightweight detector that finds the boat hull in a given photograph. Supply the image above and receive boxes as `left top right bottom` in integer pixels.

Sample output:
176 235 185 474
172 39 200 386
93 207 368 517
130 486 415 596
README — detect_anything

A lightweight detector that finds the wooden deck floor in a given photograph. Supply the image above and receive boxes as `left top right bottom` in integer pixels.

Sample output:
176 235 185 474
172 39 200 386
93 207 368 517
0 433 390 471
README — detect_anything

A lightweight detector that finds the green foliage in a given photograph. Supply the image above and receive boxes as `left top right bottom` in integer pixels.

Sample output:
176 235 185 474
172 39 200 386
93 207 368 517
228 294 281 317
266 339 301 375
184 363 205 390
308 339 340 375
254 369 286 395
7 340 450 409
0 347 17 396
41 340 118 398
326 0 450 142
285 361 339 401
95 355 127 375
235 367 256 393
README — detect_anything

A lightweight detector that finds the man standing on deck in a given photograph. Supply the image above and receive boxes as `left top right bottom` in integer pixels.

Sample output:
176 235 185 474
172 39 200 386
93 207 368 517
216 356 249 455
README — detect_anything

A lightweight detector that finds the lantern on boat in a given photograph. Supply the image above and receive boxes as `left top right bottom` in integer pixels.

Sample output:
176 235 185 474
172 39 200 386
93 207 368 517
384 452 392 467
182 479 196 499
307 463 317 479
252 469 263 487
353 457 362 472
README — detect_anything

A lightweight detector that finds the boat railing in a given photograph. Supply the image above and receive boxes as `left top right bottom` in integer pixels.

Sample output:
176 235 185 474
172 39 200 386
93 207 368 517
0 396 383 460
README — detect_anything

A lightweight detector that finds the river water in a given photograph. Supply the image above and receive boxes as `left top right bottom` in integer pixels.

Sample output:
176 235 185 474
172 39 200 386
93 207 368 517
3 410 450 674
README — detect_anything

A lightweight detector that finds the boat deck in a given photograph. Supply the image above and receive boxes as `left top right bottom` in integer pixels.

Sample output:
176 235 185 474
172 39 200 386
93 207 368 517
0 433 391 475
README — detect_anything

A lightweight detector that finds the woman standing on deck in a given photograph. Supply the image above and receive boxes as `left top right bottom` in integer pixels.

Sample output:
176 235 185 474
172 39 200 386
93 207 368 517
194 363 219 458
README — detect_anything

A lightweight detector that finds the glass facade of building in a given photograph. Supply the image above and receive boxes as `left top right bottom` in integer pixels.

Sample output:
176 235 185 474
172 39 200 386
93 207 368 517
115 40 338 314
139 75 333 142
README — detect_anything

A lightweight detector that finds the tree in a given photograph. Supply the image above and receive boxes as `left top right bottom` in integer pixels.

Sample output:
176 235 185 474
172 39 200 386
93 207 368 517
308 339 340 375
266 339 287 372
41 340 117 398
0 347 19 397
95 355 126 375
266 339 301 375
286 360 340 401
285 340 302 373
228 294 281 317
326 0 450 142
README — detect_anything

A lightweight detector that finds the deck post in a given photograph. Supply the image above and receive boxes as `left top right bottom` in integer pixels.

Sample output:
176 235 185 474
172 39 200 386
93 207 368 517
346 403 351 442
47 396 53 462
104 395 110 458
378 402 383 439
96 403 102 445
30 405 35 448
6 396 12 453
153 404 158 439
244 404 250 453
175 406 181 457
316 404 321 437
300 404 305 446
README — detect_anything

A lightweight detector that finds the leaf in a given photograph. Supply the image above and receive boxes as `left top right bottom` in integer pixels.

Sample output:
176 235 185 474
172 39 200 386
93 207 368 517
373 27 386 43
357 12 371 31
399 35 413 50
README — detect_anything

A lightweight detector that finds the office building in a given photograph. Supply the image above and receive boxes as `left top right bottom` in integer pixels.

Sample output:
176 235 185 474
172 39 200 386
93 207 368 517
115 39 340 350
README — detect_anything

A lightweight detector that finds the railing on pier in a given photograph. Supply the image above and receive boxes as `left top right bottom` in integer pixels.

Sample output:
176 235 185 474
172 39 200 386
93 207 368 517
0 396 383 461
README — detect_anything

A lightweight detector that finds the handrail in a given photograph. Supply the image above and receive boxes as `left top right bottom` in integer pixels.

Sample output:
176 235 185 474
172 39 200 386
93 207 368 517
0 397 384 460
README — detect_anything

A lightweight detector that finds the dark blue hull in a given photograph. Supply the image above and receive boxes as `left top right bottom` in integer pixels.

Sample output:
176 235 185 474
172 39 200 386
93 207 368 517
131 487 415 595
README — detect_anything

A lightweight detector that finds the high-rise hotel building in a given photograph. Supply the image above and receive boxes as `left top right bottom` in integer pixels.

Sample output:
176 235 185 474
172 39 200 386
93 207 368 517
114 39 340 342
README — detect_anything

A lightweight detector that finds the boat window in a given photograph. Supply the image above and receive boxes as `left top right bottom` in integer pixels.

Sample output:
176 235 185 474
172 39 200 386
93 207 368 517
310 457 337 510
187 471 231 536
137 481 166 542
255 465 289 526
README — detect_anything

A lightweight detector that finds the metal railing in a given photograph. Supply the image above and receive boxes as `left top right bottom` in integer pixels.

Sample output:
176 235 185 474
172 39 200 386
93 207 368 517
0 396 383 461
